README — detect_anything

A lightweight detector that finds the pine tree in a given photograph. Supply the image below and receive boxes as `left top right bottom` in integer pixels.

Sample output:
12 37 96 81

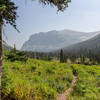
60 49 64 63
0 0 18 82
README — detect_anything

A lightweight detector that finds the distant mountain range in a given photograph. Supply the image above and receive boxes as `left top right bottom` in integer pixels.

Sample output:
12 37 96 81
21 30 99 52
62 32 100 55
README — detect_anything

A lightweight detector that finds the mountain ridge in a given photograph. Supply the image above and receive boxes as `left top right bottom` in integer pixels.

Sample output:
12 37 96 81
61 32 100 55
21 29 99 52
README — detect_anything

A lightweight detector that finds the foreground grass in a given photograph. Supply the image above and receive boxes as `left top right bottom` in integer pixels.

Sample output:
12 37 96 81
2 59 73 100
67 64 100 100
2 59 100 100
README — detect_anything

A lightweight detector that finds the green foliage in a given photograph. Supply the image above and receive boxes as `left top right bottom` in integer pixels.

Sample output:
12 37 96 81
39 0 71 11
60 49 66 63
67 64 100 100
2 59 73 100
2 57 100 100
0 0 18 30
5 48 27 62
41 57 54 61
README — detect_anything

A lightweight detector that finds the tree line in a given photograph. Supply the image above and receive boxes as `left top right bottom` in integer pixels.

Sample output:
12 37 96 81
24 48 100 65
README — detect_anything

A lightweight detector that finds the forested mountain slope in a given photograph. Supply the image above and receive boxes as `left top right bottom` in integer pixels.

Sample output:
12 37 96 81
62 33 100 55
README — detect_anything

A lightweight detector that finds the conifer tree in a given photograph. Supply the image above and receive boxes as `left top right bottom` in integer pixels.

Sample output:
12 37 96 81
60 49 64 63
0 0 18 81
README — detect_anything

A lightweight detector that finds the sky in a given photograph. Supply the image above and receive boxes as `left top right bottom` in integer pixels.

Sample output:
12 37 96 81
3 0 100 49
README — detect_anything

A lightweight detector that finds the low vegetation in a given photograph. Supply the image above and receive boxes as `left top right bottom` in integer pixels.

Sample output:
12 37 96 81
2 57 100 100
5 47 27 62
2 59 73 100
1 48 100 100
67 64 100 100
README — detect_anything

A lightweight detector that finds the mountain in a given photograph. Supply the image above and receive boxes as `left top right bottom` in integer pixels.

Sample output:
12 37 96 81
2 41 12 50
21 30 99 52
62 32 100 55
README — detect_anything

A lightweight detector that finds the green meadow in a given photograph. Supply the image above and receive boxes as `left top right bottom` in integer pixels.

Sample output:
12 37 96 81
2 58 100 100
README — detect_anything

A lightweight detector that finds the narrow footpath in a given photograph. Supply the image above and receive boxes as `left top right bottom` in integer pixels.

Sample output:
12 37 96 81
57 75 77 100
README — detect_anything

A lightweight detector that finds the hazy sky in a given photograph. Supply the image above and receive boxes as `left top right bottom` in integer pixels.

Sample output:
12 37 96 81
3 0 100 49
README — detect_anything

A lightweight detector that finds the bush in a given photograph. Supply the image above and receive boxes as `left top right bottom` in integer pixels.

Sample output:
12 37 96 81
5 48 27 62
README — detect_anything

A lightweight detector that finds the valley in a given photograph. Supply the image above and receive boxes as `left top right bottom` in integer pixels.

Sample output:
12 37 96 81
2 30 100 100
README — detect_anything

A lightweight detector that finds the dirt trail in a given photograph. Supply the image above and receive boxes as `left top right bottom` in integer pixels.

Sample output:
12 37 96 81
57 75 77 100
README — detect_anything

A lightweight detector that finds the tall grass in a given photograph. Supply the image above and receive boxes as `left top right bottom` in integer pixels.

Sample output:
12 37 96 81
67 64 100 100
2 59 100 100
2 59 73 100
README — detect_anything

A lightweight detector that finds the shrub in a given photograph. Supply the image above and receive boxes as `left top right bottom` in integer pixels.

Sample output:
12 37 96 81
5 49 28 62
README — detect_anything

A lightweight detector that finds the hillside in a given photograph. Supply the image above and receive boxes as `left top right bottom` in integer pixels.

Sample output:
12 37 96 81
21 30 98 52
62 33 100 55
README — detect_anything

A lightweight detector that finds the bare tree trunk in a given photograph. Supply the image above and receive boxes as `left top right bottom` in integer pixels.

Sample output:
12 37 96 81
0 18 2 90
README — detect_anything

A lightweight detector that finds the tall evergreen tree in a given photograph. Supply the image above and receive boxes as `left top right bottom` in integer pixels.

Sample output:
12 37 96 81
60 49 64 63
0 0 18 82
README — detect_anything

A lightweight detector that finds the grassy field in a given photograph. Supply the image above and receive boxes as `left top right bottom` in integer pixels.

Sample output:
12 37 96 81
67 64 100 100
2 59 100 100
